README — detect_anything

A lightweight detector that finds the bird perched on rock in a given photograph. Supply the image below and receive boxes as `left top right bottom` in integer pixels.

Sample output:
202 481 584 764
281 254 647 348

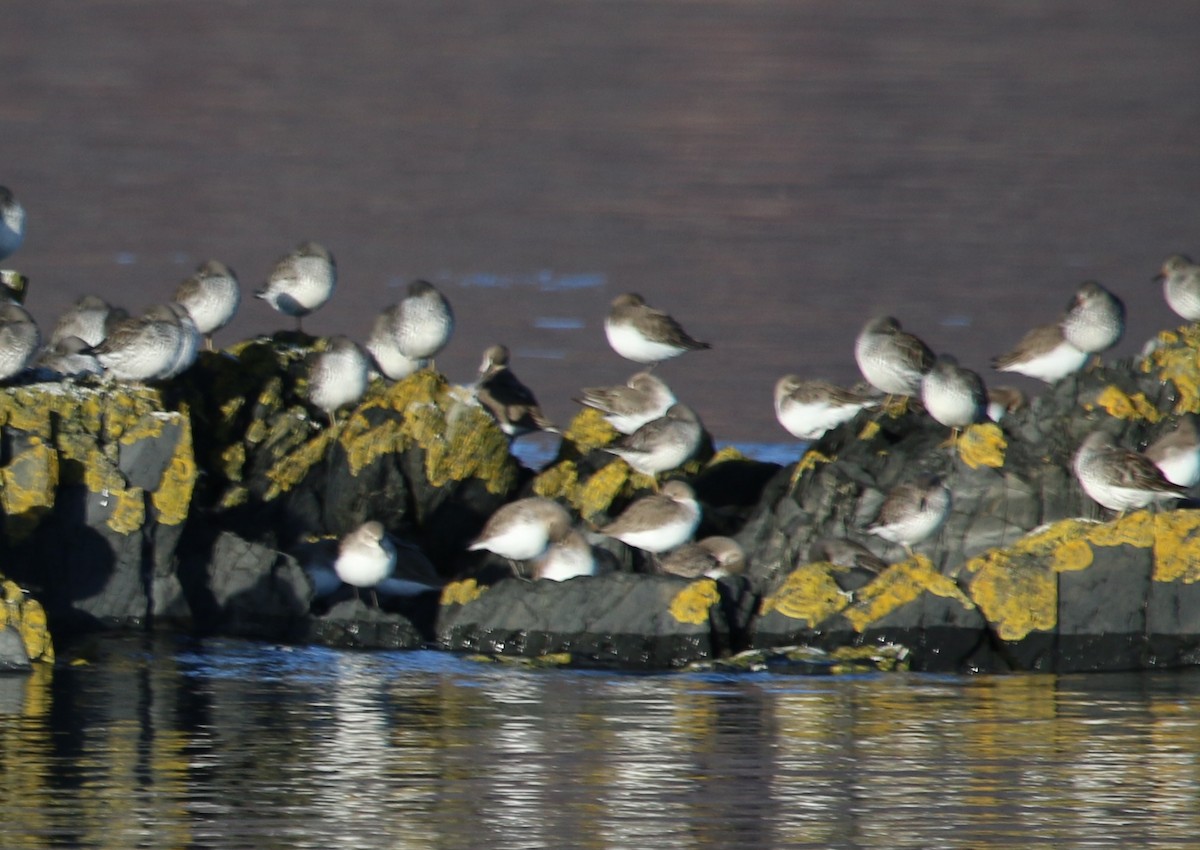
920 354 986 443
255 240 336 331
530 527 597 582
603 402 703 481
773 376 880 441
658 535 745 579
0 186 25 261
604 293 710 367
1061 280 1124 356
364 280 455 378
51 295 126 349
91 307 181 382
991 323 1088 384
149 303 200 380
599 479 701 555
986 385 1028 423
1156 254 1200 323
1145 416 1200 489
36 335 102 379
174 260 241 350
867 473 950 556
575 370 676 435
308 335 369 427
474 344 558 439
0 303 39 381
854 316 934 402
468 497 573 563
334 521 396 607
1074 431 1189 514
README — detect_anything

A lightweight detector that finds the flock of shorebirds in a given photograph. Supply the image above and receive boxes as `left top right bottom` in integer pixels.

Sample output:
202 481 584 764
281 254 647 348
0 183 1198 605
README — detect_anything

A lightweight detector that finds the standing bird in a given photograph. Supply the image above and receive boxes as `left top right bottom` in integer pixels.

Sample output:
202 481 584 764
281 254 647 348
1061 280 1125 356
1145 416 1200 489
334 521 396 607
364 280 454 378
1073 431 1188 514
174 260 241 351
474 344 558 439
91 307 182 382
658 536 746 579
0 303 40 381
603 403 703 481
0 186 26 261
575 371 676 435
1156 254 1200 322
599 479 701 555
920 354 987 444
308 335 369 427
773 376 880 441
867 473 951 557
255 240 336 332
150 303 201 379
604 293 710 367
854 316 935 406
51 295 126 348
991 323 1088 384
468 497 573 563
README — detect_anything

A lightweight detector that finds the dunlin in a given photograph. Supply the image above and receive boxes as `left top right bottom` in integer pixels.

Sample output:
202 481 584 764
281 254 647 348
808 537 888 574
36 335 102 379
334 520 396 606
255 240 336 331
1156 254 1200 322
393 280 455 362
1146 415 1200 489
0 271 28 304
1073 430 1188 513
308 335 369 426
0 303 39 381
920 354 986 440
51 295 125 348
659 535 746 579
174 260 240 350
986 385 1028 423
474 344 558 439
147 303 200 379
91 308 180 382
1061 280 1124 355
468 497 573 562
854 316 934 398
530 527 597 581
867 473 951 556
991 323 1088 384
365 307 423 381
603 402 703 479
773 376 880 441
599 479 701 554
575 370 676 435
0 186 25 261
604 293 710 367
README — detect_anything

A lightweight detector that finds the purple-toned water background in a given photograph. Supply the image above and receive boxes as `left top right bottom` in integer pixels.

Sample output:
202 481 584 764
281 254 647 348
0 1 1197 443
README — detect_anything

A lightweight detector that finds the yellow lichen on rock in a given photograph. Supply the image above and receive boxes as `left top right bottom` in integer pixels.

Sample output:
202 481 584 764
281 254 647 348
957 422 1007 469
858 419 881 441
1144 325 1200 414
1087 511 1154 549
562 407 619 454
150 411 196 526
1147 510 1200 584
841 555 973 632
668 579 720 625
534 457 632 522
1093 385 1162 423
760 562 850 627
0 439 59 540
441 578 485 606
0 581 53 664
263 428 334 499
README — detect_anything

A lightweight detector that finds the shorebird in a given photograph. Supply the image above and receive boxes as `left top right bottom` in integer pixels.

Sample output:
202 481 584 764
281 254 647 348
658 535 746 579
474 344 558 439
773 376 880 441
575 370 676 435
808 537 888 574
36 335 102 379
308 335 369 427
0 186 25 261
604 293 710 367
174 260 241 350
91 307 181 382
334 521 397 607
854 316 934 409
0 303 39 381
599 479 701 555
256 240 336 332
920 354 987 445
1156 254 1200 322
530 527 597 581
468 497 573 563
867 473 951 556
0 271 28 305
1146 416 1200 489
991 323 1088 384
1061 280 1124 356
51 295 126 349
603 402 703 482
147 303 201 379
986 385 1028 424
1073 431 1188 514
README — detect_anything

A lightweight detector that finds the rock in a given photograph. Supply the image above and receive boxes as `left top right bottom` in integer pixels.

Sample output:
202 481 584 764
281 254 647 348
306 598 429 649
0 578 53 666
0 627 30 672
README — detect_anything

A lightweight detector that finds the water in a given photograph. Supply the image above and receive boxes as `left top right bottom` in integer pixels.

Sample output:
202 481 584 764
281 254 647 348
0 634 1198 849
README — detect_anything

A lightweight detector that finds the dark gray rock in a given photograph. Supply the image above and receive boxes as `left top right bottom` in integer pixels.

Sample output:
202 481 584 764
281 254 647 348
0 626 30 672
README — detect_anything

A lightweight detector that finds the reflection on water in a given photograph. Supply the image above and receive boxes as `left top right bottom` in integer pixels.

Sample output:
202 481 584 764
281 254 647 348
1 636 1200 848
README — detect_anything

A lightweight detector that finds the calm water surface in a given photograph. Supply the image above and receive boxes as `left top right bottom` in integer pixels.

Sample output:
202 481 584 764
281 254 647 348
0 635 1198 849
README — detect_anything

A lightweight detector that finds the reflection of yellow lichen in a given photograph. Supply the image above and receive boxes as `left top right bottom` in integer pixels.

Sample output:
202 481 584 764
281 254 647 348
841 555 973 632
760 562 850 627
1093 385 1162 422
668 579 720 625
441 579 485 606
957 422 1007 469
1152 510 1200 583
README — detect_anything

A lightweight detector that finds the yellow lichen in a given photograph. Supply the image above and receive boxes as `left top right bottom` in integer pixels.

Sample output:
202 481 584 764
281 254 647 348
571 460 633 522
340 417 408 477
668 579 720 625
1050 538 1094 572
1153 510 1200 583
150 412 196 526
957 422 1007 469
562 407 619 454
1144 325 1200 414
858 419 881 441
841 555 973 632
1093 385 1162 423
533 460 579 502
17 599 53 664
441 578 485 606
706 445 746 467
759 562 850 627
264 429 335 499
107 486 146 535
220 442 246 482
796 449 832 475
1087 511 1155 549
0 440 59 540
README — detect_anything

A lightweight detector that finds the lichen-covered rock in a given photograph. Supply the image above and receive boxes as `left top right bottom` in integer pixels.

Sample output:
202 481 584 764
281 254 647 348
0 578 52 666
436 572 742 668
